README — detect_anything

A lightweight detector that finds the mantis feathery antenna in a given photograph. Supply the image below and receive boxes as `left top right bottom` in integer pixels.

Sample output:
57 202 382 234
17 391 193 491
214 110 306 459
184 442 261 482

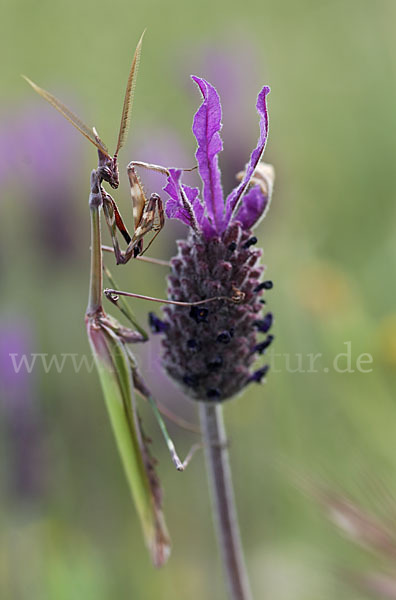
22 30 145 167
22 75 111 158
115 29 145 158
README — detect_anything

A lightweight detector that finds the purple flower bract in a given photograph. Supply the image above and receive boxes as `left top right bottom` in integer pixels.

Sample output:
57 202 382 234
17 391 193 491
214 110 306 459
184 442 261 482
164 77 271 238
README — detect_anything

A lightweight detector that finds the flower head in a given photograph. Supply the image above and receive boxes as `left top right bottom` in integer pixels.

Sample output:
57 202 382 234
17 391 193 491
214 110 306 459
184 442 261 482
157 77 275 402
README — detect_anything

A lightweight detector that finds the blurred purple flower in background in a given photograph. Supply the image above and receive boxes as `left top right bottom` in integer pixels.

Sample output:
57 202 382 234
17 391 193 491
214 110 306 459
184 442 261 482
0 318 46 502
0 104 83 262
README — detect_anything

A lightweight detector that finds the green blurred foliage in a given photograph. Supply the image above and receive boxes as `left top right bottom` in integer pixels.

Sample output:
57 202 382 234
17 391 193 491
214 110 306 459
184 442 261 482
1 0 396 598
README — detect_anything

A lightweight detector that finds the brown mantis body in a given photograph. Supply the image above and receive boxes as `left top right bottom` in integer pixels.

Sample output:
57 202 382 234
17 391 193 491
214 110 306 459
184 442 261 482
24 32 165 264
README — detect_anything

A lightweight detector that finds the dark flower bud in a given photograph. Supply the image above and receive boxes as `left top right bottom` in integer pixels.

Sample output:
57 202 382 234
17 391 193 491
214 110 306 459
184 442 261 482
254 334 274 354
253 312 273 333
243 236 258 249
249 365 270 383
207 355 223 371
183 374 200 387
189 306 209 323
206 388 221 400
228 241 237 252
254 280 273 292
187 338 200 350
217 331 232 344
149 312 169 333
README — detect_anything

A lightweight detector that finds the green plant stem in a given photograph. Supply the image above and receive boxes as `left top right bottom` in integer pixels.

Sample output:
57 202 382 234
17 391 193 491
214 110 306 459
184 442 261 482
199 403 253 600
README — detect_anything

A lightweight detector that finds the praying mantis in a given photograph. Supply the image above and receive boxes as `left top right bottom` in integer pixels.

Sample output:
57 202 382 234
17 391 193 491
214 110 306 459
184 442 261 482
24 32 200 566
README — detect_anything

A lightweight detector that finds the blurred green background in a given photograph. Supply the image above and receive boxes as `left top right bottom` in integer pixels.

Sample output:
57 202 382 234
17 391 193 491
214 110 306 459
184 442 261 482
1 0 396 598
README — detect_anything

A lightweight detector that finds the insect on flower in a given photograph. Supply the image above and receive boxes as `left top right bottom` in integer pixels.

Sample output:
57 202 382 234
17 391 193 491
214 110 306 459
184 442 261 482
152 77 276 402
23 32 166 264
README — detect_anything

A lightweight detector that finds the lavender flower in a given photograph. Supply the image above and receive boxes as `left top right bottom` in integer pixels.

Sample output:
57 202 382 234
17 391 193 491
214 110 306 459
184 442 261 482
156 77 275 402
0 106 83 261
0 319 46 501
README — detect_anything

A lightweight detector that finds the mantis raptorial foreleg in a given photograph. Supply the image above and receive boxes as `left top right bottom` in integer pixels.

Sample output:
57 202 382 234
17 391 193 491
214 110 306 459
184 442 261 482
99 159 197 266
102 246 171 267
102 192 133 265
125 194 164 258
103 192 165 264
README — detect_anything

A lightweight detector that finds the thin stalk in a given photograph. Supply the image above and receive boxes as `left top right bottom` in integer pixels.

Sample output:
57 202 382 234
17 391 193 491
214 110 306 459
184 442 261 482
87 185 103 316
104 288 243 307
199 403 253 600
